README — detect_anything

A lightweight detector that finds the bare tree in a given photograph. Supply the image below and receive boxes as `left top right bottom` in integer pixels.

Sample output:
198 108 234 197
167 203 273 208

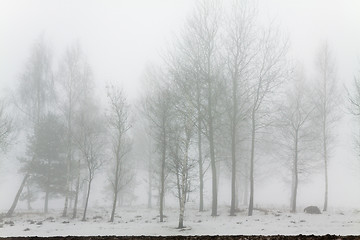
168 109 196 228
131 117 154 209
142 67 174 222
165 57 198 227
247 25 288 216
313 42 340 212
166 20 207 213
106 84 132 222
58 43 92 217
223 0 256 216
73 97 105 221
347 66 360 175
276 69 318 213
185 0 223 216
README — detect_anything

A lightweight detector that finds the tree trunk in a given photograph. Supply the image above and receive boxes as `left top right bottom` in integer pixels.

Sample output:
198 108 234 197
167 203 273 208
323 103 328 211
69 193 73 210
198 127 204 212
148 155 152 209
26 184 32 210
82 179 92 221
159 130 166 222
44 188 49 214
178 178 186 229
208 88 218 216
322 66 329 212
176 163 183 228
62 157 71 217
248 111 256 216
82 181 87 208
209 123 217 217
243 162 249 206
196 82 204 212
45 162 51 214
199 163 204 212
230 71 238 216
7 173 29 217
323 151 328 212
177 171 184 229
230 122 236 216
110 191 118 222
178 205 184 229
291 132 299 213
63 101 73 218
72 168 81 219
322 115 328 211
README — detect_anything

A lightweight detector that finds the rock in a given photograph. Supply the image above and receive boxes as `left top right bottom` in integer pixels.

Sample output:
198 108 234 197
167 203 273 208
304 206 321 214
24 228 30 231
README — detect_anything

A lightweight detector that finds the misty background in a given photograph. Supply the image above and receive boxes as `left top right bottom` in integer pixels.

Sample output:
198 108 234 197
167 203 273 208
0 0 360 216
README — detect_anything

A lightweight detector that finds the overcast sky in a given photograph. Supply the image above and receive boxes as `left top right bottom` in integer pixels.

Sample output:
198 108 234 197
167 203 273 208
0 0 360 209
1 0 359 99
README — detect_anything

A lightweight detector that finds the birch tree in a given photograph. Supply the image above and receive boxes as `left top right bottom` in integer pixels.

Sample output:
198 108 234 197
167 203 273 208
166 22 207 213
168 110 196 228
166 53 198 227
313 43 340 212
106 84 132 222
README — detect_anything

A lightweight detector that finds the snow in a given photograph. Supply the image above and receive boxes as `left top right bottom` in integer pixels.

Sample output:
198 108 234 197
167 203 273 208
1 205 360 237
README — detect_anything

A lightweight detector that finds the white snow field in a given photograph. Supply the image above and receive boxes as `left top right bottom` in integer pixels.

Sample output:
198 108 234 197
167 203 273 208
1 205 359 237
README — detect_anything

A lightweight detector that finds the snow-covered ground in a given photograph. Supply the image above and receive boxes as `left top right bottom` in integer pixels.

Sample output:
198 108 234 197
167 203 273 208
1 205 360 237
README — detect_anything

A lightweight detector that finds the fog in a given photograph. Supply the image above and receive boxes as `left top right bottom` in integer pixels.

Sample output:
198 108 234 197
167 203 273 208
0 0 360 234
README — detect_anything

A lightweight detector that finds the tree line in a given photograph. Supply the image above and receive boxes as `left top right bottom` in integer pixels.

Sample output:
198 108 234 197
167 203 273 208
0 0 359 229
2 40 133 223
